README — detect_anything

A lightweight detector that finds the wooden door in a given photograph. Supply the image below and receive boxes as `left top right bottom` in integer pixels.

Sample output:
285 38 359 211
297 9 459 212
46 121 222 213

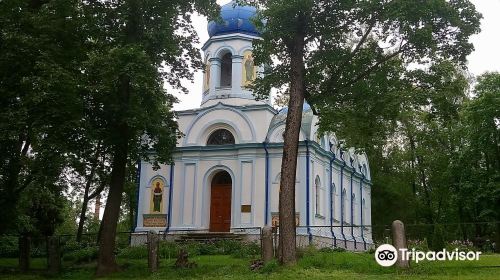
210 184 232 232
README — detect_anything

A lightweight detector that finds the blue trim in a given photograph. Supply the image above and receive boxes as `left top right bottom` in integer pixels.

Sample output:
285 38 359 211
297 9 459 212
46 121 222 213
263 142 270 225
350 171 357 249
166 164 174 233
305 140 312 244
329 151 337 247
133 160 141 232
360 174 367 250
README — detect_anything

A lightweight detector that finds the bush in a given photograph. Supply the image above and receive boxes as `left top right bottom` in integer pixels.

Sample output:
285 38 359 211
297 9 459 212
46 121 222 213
446 240 475 252
430 226 445 251
157 240 261 259
159 241 182 259
319 246 346 253
0 235 19 257
230 241 260 258
63 246 98 263
117 245 148 259
296 245 318 258
258 259 279 274
408 239 429 252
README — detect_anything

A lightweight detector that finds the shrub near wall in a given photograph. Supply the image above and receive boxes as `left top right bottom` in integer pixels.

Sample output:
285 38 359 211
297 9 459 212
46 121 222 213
116 240 261 260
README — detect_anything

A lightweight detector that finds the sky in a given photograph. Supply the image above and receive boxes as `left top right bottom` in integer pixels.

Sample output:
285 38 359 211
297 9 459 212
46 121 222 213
172 0 500 111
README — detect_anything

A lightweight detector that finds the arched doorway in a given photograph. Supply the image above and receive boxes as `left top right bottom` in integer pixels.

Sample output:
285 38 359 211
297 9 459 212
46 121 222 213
209 171 232 232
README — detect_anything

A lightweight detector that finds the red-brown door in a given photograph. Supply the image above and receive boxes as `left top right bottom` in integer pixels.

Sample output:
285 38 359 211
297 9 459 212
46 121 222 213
210 184 232 232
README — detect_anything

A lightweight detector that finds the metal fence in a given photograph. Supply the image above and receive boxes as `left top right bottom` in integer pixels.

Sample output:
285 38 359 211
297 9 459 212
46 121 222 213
0 222 497 273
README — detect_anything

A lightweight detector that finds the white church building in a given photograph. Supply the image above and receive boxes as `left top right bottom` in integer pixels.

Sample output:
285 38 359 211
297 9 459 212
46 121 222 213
134 1 373 250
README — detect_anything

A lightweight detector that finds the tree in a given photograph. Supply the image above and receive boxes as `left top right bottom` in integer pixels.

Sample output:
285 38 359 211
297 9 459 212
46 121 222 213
66 139 109 242
77 0 218 275
456 72 500 250
0 0 86 235
251 0 481 264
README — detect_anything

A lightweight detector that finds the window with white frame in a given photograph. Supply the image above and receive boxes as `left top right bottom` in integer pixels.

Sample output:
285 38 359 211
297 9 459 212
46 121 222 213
315 176 321 216
362 198 366 226
331 182 336 220
342 188 347 223
207 129 235 145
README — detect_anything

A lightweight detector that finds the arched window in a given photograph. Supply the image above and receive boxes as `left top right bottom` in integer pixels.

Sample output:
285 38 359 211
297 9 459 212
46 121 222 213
362 198 366 226
315 176 321 215
220 53 232 87
342 188 347 223
207 129 235 145
351 193 356 225
331 183 336 219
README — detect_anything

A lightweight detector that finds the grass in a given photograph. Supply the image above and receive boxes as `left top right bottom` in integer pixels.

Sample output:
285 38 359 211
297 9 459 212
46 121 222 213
0 252 499 279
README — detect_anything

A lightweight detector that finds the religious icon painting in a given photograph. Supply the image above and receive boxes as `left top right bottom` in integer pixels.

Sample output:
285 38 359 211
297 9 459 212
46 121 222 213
203 58 211 92
150 178 165 213
242 50 256 86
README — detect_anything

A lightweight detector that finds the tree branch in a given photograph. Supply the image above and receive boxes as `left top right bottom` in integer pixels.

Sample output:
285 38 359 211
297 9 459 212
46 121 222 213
338 43 408 92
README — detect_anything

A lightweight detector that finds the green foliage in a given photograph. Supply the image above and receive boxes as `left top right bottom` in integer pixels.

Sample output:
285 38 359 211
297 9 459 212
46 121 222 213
258 259 279 274
0 0 87 235
445 240 475 253
249 0 483 261
319 246 346 253
408 239 430 252
2 253 500 279
62 246 99 264
158 240 261 259
296 245 318 258
430 225 446 251
115 240 261 260
0 236 19 258
117 245 148 259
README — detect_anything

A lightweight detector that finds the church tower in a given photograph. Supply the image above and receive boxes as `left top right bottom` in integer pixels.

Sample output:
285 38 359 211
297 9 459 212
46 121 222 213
201 1 267 107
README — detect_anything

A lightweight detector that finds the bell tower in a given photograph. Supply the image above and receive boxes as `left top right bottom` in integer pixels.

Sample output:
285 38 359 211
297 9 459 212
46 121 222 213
201 1 268 107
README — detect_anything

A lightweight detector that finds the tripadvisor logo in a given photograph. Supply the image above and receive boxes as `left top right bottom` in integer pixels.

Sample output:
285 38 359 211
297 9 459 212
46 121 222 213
374 244 482 267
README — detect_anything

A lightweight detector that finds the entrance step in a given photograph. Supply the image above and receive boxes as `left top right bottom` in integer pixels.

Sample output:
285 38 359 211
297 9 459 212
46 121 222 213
175 233 243 243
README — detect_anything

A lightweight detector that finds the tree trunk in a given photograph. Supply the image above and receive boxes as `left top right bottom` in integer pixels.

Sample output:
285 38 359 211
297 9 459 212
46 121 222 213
278 29 305 266
95 76 131 276
76 196 89 242
76 142 102 242
95 0 140 274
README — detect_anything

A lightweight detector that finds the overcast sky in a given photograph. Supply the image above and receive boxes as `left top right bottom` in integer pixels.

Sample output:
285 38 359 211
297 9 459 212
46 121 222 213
172 0 500 111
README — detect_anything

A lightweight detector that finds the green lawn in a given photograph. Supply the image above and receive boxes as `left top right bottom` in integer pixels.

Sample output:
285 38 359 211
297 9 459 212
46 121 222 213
1 252 499 279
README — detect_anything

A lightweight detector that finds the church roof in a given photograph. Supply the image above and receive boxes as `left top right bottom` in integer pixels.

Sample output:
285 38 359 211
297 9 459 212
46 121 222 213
269 103 314 138
207 1 260 37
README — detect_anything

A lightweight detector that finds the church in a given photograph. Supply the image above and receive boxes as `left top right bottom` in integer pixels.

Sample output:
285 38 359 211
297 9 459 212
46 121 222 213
134 1 373 250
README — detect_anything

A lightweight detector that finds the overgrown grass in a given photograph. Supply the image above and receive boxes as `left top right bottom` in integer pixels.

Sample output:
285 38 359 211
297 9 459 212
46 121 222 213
1 251 499 279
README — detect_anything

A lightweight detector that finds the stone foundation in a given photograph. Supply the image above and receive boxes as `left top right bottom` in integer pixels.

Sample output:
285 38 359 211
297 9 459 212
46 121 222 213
130 231 373 251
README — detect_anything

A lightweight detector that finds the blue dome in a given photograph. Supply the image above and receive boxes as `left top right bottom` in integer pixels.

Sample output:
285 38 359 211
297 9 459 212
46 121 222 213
207 1 259 37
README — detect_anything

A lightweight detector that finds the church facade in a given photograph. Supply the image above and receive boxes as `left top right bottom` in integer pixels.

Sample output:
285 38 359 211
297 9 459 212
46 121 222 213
134 2 373 250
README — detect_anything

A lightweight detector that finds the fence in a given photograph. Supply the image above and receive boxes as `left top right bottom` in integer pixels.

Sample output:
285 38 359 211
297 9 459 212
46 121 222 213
0 228 263 272
0 222 498 273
